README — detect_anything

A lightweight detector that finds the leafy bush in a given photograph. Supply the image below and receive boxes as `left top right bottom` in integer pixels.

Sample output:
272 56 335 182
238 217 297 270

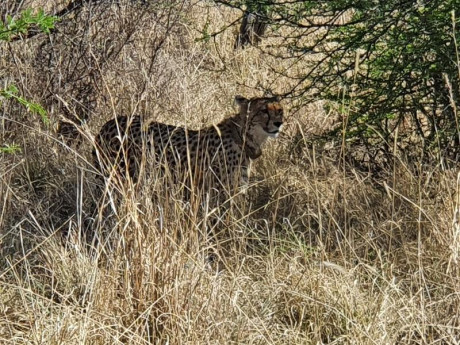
220 0 460 166
0 8 57 125
0 8 57 153
0 8 57 41
0 85 48 125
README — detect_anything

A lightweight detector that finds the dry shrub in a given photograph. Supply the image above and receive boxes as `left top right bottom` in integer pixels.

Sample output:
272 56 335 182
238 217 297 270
1 1 460 344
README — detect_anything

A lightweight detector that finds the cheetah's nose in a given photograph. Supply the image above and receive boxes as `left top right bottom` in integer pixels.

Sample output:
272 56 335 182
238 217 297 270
274 122 283 128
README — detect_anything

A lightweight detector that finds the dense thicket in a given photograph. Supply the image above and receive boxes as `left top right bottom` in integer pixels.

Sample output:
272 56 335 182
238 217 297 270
223 0 460 167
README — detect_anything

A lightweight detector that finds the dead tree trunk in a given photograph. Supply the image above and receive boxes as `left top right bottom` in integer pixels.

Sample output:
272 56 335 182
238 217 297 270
234 11 267 49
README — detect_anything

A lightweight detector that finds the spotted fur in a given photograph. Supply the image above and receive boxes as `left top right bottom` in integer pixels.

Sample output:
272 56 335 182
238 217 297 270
94 95 284 197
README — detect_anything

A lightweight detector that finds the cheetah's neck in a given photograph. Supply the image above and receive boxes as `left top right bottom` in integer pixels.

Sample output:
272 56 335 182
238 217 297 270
216 115 264 160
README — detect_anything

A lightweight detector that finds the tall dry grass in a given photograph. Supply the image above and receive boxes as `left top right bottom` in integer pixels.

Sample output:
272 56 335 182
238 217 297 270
1 1 459 344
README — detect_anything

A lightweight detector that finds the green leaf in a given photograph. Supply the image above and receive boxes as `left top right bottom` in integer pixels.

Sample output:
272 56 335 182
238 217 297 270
1 84 49 125
0 144 22 154
0 8 58 41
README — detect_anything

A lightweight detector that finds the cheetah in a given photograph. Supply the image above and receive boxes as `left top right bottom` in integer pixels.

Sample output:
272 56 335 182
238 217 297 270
93 95 284 199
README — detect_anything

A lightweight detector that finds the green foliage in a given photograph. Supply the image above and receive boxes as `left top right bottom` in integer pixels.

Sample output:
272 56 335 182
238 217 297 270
0 144 21 154
244 0 273 15
219 0 460 163
0 8 58 41
321 0 460 157
197 19 211 42
0 8 55 135
0 85 49 125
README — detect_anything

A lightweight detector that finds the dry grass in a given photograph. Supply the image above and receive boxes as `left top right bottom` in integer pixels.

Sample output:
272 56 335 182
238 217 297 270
1 1 460 344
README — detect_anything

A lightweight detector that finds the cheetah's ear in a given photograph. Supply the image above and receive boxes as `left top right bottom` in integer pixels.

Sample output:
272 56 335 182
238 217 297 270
234 95 249 106
266 95 281 103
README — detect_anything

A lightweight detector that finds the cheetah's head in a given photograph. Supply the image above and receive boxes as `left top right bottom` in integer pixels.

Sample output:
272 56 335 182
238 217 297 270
235 95 284 139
